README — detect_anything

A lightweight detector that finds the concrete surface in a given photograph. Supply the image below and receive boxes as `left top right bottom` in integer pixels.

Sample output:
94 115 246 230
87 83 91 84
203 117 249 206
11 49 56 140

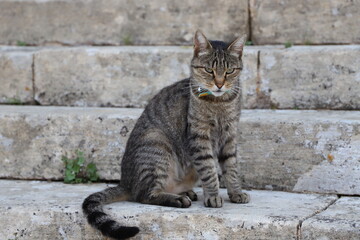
250 0 360 44
2 180 355 240
0 0 248 46
0 106 359 195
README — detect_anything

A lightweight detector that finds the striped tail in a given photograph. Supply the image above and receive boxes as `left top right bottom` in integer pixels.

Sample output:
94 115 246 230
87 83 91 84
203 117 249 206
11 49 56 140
82 186 140 240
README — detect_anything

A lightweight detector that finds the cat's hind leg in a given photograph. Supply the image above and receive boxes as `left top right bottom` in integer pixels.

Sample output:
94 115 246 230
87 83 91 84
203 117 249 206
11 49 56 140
131 129 194 208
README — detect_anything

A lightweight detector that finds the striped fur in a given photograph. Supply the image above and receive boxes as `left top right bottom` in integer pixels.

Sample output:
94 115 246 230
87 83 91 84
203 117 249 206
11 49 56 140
83 30 250 239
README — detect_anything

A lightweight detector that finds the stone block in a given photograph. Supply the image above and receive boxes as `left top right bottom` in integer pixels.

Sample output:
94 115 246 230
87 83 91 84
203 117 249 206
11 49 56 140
0 47 35 104
256 46 360 109
250 0 360 44
239 110 360 195
0 0 248 46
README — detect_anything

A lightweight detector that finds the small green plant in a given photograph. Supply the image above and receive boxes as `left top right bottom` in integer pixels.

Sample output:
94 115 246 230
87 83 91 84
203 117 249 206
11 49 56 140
6 98 22 105
16 41 27 46
122 35 133 45
304 40 312 45
62 150 99 183
245 40 253 46
284 41 293 48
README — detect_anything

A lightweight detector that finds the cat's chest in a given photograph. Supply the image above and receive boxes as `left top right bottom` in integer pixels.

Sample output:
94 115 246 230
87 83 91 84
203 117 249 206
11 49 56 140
210 108 239 151
209 116 231 147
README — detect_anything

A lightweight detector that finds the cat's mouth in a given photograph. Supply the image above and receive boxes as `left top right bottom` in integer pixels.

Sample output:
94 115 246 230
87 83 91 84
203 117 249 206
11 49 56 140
212 90 225 97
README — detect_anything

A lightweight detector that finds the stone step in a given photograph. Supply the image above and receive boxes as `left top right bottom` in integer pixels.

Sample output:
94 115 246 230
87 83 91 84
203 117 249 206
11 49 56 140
0 0 248 46
1 45 360 109
1 106 359 195
2 180 359 240
249 0 360 45
1 0 359 46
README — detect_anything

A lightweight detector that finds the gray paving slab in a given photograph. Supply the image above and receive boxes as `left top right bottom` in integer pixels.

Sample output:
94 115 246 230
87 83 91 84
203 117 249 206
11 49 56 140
301 197 360 240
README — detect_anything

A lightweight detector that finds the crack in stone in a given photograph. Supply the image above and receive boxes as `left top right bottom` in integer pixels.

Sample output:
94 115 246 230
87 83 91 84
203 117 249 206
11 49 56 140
31 53 41 105
247 0 253 42
296 196 339 240
31 54 36 104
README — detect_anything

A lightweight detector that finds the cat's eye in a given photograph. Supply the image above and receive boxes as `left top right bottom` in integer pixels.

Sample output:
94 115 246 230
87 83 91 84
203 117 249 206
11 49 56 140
204 67 214 74
226 68 235 74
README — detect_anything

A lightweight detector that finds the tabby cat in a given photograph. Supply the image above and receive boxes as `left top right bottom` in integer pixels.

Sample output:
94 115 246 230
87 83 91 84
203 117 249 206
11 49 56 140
82 30 250 240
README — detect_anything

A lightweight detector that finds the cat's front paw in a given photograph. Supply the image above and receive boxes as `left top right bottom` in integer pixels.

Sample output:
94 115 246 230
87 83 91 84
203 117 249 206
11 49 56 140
204 195 223 208
181 190 198 201
229 192 250 204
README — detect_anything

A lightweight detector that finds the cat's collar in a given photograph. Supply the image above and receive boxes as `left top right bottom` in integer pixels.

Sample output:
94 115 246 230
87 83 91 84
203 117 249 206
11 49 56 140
196 87 213 97
196 87 230 98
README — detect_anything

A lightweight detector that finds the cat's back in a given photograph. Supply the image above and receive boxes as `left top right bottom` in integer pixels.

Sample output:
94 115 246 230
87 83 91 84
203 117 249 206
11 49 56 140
147 78 190 111
121 79 191 184
127 79 190 144
140 78 190 128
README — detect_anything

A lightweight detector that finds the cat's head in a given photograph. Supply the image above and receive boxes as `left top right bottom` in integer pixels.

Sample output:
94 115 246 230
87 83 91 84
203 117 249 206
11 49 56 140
191 30 246 98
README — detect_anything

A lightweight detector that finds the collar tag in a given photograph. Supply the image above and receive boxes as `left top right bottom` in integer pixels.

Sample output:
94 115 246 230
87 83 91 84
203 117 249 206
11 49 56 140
196 87 231 98
197 87 213 97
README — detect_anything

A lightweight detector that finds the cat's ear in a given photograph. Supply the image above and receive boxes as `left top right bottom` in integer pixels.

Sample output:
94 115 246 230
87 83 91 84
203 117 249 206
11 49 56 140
194 30 212 57
227 34 247 59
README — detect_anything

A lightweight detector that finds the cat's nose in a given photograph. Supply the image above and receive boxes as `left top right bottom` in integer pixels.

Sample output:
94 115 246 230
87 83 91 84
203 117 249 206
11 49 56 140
215 82 224 89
